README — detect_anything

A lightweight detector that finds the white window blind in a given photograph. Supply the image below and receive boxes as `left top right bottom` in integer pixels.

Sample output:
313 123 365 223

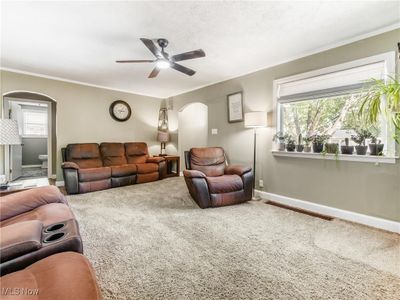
23 110 48 137
277 61 386 103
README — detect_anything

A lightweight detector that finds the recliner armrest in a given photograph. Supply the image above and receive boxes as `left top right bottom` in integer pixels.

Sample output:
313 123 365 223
62 162 80 169
146 156 165 164
0 220 43 263
224 165 252 176
183 169 206 178
0 186 67 222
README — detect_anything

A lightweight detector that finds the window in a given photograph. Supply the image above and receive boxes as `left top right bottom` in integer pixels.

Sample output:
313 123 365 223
22 110 48 137
274 51 396 157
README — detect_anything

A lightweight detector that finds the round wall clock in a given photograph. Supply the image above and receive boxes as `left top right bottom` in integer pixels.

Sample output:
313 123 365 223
109 100 132 122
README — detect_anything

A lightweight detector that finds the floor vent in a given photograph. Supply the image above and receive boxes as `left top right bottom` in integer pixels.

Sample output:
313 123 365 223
265 200 334 221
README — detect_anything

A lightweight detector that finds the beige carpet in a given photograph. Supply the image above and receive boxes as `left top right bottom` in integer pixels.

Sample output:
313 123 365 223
67 177 400 300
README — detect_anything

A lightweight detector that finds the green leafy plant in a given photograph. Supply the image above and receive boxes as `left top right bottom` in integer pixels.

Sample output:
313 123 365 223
303 135 313 146
351 129 372 146
272 131 288 143
309 134 330 144
359 76 400 143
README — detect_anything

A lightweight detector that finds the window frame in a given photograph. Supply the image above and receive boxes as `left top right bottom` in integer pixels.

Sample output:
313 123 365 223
272 51 397 162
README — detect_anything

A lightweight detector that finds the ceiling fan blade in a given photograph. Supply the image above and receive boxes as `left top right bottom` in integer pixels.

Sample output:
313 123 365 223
172 49 206 62
170 62 196 76
116 60 154 63
140 38 162 58
148 67 160 78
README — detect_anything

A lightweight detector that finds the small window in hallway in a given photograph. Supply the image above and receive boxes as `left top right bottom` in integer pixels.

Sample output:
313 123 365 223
22 109 48 137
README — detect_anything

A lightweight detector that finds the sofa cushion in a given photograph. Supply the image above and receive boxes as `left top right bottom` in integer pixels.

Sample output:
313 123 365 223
111 164 137 177
125 142 149 164
100 143 127 166
78 167 111 182
136 163 158 174
0 203 75 228
0 252 102 300
190 147 226 177
65 144 103 169
206 175 243 194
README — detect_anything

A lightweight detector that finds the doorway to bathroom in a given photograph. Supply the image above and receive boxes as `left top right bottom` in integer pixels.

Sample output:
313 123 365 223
2 92 56 182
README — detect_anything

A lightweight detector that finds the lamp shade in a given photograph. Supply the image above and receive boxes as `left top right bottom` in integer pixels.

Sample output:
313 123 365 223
157 131 170 143
244 112 267 128
0 119 21 145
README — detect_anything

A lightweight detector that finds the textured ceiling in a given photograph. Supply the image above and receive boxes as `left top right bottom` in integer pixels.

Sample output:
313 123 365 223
1 1 399 98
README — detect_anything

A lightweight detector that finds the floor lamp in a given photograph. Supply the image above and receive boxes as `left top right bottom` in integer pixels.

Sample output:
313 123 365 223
0 119 21 189
244 112 267 200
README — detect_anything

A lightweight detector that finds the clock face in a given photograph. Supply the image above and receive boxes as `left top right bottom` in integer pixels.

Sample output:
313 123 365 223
109 100 132 121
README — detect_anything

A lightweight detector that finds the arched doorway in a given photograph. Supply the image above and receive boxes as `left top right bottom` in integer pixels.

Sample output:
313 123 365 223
2 91 57 181
178 102 208 171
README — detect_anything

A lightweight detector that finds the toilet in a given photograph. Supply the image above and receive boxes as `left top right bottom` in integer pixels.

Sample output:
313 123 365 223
38 154 48 169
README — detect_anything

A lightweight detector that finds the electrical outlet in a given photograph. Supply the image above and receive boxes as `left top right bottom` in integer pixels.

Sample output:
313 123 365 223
259 179 264 188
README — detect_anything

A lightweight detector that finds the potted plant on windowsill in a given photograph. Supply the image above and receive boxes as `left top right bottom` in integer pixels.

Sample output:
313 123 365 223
351 129 372 155
325 141 339 155
296 134 304 152
310 134 330 153
340 137 354 155
273 131 287 151
369 136 384 156
286 135 296 152
303 135 312 153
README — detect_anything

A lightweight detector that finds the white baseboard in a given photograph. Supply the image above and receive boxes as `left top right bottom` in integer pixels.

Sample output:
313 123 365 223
22 165 41 168
55 181 64 187
255 190 400 234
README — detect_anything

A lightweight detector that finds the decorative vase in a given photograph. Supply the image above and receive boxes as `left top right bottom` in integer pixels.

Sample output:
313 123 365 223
355 145 368 155
340 145 354 155
286 144 296 152
296 145 304 152
369 143 384 156
312 143 324 153
278 142 285 151
304 145 311 153
325 143 338 154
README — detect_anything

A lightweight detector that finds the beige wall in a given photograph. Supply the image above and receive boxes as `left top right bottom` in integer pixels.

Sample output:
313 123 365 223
1 71 162 180
170 29 400 222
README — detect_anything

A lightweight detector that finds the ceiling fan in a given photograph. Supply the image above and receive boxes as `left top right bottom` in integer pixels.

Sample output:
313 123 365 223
116 38 206 78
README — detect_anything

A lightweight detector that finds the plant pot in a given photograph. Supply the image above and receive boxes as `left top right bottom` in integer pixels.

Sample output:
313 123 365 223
325 143 338 154
369 143 384 156
286 144 296 152
312 143 324 153
304 145 311 153
355 145 368 155
295 145 304 152
278 142 285 151
340 145 354 155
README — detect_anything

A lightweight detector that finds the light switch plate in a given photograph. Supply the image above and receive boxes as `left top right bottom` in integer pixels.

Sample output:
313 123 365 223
211 128 218 135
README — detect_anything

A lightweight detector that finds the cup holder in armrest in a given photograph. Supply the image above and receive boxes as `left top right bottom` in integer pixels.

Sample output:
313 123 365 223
43 232 65 243
44 223 65 233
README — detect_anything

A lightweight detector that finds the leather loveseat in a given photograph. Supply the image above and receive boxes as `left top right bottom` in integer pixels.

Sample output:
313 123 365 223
62 142 166 194
183 147 253 208
0 186 83 276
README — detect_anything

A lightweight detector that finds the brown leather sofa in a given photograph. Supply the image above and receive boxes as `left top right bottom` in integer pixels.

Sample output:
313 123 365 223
62 142 166 194
0 186 83 276
0 252 102 300
183 147 253 208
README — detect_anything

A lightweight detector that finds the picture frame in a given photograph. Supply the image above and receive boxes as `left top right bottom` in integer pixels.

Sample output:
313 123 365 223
227 91 243 123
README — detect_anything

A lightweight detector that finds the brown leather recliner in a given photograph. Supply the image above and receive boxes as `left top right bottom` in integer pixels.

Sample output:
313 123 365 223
183 147 253 208
62 142 166 194
0 186 83 276
0 252 102 300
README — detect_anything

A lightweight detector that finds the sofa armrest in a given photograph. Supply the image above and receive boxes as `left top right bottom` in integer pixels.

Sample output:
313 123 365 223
0 220 43 263
224 165 252 176
146 156 165 164
183 169 206 178
62 162 80 169
0 186 67 222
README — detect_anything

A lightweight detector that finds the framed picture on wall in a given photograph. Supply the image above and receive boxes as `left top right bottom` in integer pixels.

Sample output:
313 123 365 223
227 91 243 123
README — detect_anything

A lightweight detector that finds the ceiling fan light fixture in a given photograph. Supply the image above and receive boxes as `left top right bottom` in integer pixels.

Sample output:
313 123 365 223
156 59 170 69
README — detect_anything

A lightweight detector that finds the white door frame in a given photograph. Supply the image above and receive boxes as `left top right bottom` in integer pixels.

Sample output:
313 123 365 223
2 97 53 180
